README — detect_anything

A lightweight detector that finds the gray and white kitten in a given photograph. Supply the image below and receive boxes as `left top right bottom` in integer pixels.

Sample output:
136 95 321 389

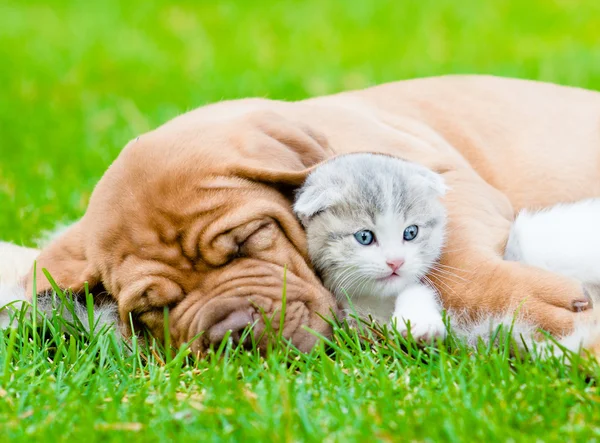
294 153 448 340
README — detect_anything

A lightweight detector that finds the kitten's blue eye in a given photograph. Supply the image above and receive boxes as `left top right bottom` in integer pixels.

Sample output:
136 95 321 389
403 225 419 241
354 230 375 245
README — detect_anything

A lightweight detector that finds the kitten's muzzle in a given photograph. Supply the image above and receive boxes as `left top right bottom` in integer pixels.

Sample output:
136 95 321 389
386 259 405 272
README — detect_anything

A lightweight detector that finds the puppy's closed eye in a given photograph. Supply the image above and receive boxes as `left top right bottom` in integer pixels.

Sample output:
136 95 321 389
240 222 276 254
206 219 276 267
118 276 185 324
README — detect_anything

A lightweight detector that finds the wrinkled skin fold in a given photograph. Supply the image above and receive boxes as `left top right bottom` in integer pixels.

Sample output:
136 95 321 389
24 75 600 352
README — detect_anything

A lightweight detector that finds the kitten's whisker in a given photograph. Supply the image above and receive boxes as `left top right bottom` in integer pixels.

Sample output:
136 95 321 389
330 267 358 292
352 277 369 299
429 266 470 283
426 272 463 296
424 275 454 293
423 259 472 281
330 271 350 292
425 272 458 292
339 276 366 299
431 267 472 282
338 273 360 292
425 274 466 303
421 276 442 297
428 270 469 287
439 246 475 254
433 263 473 275
334 270 364 297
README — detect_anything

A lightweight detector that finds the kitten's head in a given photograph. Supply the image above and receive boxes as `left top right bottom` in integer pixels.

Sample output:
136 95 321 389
294 153 447 300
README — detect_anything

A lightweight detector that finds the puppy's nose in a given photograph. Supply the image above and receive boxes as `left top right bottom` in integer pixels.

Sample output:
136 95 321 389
386 259 405 272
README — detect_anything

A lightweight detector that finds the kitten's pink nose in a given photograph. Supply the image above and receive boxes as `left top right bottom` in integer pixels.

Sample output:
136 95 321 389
386 259 405 272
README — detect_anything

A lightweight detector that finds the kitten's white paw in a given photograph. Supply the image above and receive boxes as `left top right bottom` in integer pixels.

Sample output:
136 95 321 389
392 283 446 342
393 312 447 342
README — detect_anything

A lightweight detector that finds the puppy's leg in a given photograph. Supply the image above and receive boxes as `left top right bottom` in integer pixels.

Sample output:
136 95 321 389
434 167 590 336
505 199 600 306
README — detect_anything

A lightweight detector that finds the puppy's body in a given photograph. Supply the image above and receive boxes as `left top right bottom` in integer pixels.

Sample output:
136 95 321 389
14 75 600 353
294 153 448 339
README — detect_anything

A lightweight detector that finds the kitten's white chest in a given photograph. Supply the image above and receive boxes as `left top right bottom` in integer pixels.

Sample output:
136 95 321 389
340 295 396 323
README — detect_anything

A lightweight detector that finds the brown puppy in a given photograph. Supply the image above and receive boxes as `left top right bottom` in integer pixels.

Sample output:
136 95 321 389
24 75 600 352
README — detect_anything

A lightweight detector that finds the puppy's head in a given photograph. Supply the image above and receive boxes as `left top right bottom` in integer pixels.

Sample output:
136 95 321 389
26 106 337 353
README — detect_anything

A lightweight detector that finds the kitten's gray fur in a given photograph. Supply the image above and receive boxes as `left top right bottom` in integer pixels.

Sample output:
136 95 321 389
294 153 448 339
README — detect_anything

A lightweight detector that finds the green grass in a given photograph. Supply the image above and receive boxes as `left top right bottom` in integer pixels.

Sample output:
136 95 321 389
2 0 600 440
2 297 600 442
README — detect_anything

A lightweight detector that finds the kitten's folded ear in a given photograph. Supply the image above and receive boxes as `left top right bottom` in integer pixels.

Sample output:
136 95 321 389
293 182 342 227
415 166 449 197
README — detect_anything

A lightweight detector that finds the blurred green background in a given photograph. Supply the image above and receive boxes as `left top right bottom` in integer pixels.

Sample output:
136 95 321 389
2 0 600 245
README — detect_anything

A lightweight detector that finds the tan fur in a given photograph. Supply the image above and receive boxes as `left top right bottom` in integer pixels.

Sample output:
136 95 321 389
21 75 600 354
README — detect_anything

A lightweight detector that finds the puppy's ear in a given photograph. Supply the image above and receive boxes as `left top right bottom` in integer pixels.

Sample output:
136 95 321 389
231 111 335 186
25 221 100 298
293 181 343 227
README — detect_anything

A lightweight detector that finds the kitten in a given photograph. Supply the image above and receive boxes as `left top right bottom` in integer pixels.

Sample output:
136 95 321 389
505 198 600 304
294 153 448 340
